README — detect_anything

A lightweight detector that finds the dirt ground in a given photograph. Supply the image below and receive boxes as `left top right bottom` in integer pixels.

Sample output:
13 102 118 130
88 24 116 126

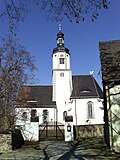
0 138 120 160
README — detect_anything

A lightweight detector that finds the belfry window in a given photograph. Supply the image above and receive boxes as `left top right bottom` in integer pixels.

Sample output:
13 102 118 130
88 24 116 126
59 38 63 43
57 38 64 45
87 101 95 119
59 58 65 64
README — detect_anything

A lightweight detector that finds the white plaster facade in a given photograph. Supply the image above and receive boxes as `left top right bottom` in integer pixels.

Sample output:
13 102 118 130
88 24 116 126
15 107 56 141
70 98 104 125
52 31 73 125
52 31 104 125
15 30 104 141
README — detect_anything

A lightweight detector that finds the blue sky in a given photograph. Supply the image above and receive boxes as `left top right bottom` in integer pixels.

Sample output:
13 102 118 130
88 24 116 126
1 1 120 87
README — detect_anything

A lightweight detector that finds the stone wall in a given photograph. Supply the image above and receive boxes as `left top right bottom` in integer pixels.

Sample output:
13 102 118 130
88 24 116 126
74 124 104 139
0 132 12 152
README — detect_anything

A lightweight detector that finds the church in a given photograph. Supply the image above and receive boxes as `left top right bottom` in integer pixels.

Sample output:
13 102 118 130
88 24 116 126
15 29 104 141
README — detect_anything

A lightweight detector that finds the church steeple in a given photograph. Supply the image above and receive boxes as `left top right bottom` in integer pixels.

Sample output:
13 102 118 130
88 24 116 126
53 25 69 54
52 28 70 70
52 27 73 123
57 24 64 47
57 31 64 47
52 27 72 105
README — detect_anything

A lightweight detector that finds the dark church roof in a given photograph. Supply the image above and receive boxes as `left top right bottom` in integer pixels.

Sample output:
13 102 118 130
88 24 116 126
16 75 103 108
53 47 70 54
16 85 56 108
71 75 103 99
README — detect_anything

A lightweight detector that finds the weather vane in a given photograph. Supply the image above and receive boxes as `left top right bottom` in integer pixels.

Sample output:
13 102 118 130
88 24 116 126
59 23 62 32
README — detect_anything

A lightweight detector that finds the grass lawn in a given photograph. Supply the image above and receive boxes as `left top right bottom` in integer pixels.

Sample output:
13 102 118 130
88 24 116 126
69 137 120 160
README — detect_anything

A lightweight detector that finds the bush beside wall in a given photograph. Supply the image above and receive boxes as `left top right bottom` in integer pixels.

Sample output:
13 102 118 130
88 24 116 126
0 133 12 152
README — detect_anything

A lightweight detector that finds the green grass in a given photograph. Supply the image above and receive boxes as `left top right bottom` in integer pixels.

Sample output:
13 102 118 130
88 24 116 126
69 137 120 159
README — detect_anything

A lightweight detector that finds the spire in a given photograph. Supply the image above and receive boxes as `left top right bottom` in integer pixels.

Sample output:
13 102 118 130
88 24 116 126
59 23 62 32
53 25 70 54
57 24 64 47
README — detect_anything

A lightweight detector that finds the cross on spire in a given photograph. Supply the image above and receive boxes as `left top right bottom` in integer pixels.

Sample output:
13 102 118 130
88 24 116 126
59 24 62 32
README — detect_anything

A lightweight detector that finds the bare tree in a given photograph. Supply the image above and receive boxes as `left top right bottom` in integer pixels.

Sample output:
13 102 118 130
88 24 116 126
0 36 35 130
38 0 110 22
0 0 29 35
0 0 110 35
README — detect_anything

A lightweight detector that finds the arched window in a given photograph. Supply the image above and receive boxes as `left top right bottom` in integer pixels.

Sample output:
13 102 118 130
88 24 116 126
22 112 27 120
63 111 67 120
87 101 94 119
31 109 39 122
31 109 37 117
43 109 49 123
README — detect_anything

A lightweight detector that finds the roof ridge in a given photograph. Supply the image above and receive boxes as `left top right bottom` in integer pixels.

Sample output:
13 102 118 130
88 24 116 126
72 74 91 77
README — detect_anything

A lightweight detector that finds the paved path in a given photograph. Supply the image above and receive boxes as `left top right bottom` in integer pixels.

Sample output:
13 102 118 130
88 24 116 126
0 139 120 160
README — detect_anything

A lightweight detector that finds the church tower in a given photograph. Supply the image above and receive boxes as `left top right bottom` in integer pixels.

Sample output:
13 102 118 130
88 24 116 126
52 26 72 123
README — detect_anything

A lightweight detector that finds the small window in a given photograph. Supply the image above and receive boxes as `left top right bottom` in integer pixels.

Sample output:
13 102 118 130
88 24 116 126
31 109 37 117
63 111 67 120
87 101 94 119
31 109 39 122
59 38 63 43
59 58 65 64
22 112 27 120
43 109 49 123
60 72 64 77
57 38 64 44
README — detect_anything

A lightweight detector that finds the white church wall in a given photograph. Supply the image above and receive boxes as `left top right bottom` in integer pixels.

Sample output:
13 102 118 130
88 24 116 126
52 52 70 70
21 122 39 141
55 98 73 125
55 71 72 100
56 102 67 124
71 98 104 125
15 107 56 124
53 69 72 124
15 107 56 141
53 70 72 101
15 108 31 126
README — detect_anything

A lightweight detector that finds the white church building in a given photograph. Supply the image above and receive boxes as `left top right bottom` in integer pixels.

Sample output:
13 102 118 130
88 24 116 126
15 29 104 141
